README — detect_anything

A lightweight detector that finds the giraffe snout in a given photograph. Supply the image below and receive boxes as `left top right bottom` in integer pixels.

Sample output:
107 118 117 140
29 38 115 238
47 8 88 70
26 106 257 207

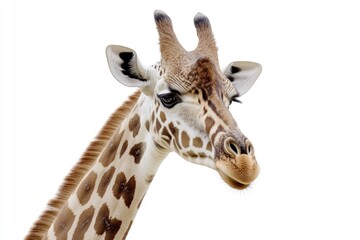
215 136 260 190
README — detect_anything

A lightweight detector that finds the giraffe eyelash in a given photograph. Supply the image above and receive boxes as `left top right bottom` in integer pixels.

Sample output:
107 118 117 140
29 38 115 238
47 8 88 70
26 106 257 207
230 95 242 105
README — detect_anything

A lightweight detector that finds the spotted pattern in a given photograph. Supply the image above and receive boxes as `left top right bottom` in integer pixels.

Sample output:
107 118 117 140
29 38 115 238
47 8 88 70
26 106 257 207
119 140 128 158
206 142 212 152
168 122 180 148
193 137 203 148
99 130 124 167
181 131 190 148
128 114 140 138
205 116 215 135
160 111 167 122
97 167 116 198
54 204 75 240
94 203 122 240
211 125 224 143
72 206 95 240
150 112 155 124
129 142 146 164
187 150 198 158
76 171 97 206
112 172 136 208
155 119 161 133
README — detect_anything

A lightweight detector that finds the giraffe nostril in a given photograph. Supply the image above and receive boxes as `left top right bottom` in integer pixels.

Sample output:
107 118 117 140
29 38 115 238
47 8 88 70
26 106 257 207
246 139 255 156
224 138 240 157
229 142 238 154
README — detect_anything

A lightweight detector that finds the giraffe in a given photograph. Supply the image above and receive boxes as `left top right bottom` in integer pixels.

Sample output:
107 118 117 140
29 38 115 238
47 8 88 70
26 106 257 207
26 10 262 240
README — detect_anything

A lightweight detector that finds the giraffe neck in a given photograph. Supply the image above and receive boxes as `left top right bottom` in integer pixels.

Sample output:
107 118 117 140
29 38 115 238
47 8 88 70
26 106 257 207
46 93 168 240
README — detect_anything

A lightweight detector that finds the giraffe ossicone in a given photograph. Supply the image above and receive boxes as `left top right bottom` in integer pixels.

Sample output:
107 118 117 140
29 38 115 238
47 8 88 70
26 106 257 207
26 10 262 240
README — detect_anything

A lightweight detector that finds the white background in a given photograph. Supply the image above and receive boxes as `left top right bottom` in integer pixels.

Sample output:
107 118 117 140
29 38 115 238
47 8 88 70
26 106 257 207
1 0 360 239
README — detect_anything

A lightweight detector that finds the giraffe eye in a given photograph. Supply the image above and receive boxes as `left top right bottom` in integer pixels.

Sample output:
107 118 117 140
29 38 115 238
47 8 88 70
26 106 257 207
158 92 182 108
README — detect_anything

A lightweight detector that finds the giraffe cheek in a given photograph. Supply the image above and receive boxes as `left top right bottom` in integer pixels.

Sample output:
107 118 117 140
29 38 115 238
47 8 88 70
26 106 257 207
97 167 116 198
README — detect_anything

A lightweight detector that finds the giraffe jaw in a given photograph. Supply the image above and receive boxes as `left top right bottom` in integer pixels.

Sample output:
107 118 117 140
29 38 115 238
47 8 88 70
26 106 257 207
215 154 260 190
217 170 249 190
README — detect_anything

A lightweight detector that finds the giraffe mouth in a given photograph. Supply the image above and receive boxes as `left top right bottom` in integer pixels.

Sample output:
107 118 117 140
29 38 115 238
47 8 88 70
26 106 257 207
215 154 259 190
217 169 249 190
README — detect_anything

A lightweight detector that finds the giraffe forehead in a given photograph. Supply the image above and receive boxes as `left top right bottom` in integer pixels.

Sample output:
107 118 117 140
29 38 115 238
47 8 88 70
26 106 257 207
159 58 235 97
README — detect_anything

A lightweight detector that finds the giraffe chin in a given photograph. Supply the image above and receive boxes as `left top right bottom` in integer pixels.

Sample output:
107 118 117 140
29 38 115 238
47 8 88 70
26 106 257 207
215 154 259 190
217 170 250 190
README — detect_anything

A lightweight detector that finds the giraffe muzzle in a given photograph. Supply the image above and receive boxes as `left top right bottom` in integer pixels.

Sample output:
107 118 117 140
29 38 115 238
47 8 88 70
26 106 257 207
215 136 260 189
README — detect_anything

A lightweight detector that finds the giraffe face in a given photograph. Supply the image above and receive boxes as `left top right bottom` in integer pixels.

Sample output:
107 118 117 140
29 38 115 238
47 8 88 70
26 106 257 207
106 11 262 189
148 56 260 190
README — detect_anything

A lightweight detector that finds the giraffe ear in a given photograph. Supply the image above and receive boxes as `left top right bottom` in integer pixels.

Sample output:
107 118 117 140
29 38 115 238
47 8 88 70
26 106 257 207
106 45 148 88
224 61 262 96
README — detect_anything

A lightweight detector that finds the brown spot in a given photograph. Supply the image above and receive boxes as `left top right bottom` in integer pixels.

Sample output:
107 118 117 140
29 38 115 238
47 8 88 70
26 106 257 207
203 107 208 114
97 167 116 198
94 203 122 240
187 150 198 158
198 152 207 158
181 131 190 148
169 122 180 148
73 206 95 240
122 221 133 240
150 112 155 123
160 111 167 122
145 174 155 183
206 142 212 152
129 142 146 164
155 103 160 112
155 119 161 133
76 171 97 206
54 204 75 240
128 114 140 137
145 120 150 132
99 131 123 167
193 137 203 148
211 125 224 144
112 172 136 208
119 140 128 158
208 100 222 117
205 117 215 135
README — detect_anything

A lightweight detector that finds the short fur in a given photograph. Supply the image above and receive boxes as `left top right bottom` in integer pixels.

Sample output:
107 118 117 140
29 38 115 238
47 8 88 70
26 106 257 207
25 91 141 240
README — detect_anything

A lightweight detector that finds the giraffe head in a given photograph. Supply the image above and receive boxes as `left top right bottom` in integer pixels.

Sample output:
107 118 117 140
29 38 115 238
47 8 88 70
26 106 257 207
106 10 261 189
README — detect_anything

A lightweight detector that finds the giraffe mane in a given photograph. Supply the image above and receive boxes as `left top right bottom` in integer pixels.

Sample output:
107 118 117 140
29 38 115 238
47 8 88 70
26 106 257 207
25 90 141 240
